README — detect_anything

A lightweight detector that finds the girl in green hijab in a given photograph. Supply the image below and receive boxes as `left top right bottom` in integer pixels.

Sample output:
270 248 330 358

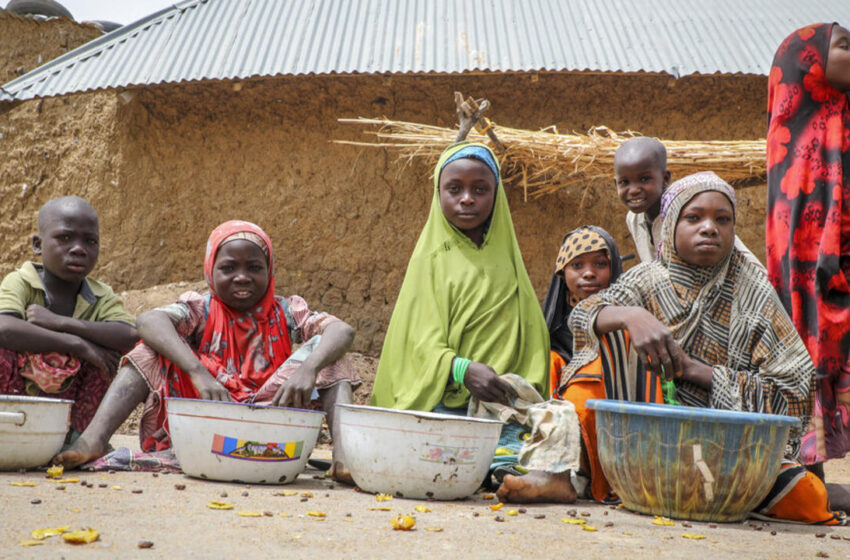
371 143 579 503
371 142 549 411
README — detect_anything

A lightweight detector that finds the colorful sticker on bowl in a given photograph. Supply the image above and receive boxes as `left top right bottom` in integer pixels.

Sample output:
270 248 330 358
211 434 303 462
419 444 476 465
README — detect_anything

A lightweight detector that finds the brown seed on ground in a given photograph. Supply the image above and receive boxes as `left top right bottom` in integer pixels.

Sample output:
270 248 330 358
815 533 826 538
682 522 692 528
581 511 591 517
264 511 273 517
843 536 850 541
534 514 546 519
603 511 608 516
494 516 505 522
473 512 480 517
108 470 116 474
300 497 308 502
708 523 717 528
345 513 352 517
567 509 577 517
816 552 829 558
152 473 158 478
755 526 763 531
56 485 65 490
830 535 841 540
132 489 143 494
175 484 186 490
220 492 228 498
241 491 249 497
138 540 154 549
98 483 107 488
771 531 777 536
31 499 41 504
518 508 527 514
605 522 614 527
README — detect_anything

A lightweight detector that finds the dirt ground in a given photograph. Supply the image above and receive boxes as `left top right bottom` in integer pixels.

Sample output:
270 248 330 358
1 434 849 559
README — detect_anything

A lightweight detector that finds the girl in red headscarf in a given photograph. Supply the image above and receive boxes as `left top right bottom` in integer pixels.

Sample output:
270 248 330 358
766 23 850 503
55 221 360 480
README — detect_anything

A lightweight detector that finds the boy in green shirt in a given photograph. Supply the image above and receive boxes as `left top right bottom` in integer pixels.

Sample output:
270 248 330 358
0 196 137 442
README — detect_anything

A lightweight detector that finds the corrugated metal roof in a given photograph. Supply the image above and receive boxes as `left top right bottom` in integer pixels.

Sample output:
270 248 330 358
2 0 850 102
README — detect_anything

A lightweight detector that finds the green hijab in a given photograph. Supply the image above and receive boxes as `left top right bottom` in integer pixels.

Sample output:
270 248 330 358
370 142 549 411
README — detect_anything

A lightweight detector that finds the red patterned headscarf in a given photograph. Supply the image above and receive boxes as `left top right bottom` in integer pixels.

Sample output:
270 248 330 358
766 23 850 462
197 220 291 401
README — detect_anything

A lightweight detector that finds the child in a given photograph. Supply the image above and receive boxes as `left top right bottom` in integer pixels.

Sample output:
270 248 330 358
560 172 844 524
541 225 622 396
614 137 671 263
371 142 581 504
54 220 361 482
0 196 137 440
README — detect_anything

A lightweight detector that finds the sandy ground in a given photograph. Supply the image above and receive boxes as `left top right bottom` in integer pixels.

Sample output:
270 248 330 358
2 432 850 559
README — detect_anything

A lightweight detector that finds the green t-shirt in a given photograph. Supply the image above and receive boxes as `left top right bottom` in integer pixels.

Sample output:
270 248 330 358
0 261 135 325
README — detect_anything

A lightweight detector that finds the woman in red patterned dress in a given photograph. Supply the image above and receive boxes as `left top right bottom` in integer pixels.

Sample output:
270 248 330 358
766 22 850 507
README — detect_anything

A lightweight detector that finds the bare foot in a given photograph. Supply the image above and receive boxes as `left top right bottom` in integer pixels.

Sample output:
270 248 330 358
330 461 355 486
51 436 108 469
497 470 577 504
826 483 850 513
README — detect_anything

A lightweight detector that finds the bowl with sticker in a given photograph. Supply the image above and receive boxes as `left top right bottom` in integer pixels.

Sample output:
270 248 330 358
587 399 799 522
166 397 324 484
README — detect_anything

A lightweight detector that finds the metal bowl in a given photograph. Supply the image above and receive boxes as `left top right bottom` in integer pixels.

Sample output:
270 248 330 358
0 395 72 470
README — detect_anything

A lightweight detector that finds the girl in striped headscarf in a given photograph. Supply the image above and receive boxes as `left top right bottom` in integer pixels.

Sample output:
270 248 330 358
562 172 844 524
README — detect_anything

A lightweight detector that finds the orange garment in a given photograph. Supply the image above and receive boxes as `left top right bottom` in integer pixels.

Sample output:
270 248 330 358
548 351 566 399
757 463 846 525
558 332 663 503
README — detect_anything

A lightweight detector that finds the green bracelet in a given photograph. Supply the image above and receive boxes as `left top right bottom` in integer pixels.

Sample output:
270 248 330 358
452 357 471 385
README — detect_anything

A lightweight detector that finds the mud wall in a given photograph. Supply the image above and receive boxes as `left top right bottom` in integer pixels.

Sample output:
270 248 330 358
0 14 769 354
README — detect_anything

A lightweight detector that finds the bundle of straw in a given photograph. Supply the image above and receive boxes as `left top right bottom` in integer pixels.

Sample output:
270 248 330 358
337 118 767 198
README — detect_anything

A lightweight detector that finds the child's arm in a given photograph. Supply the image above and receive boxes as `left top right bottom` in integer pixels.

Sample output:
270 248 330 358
135 309 231 401
0 314 118 372
271 320 355 408
26 304 138 352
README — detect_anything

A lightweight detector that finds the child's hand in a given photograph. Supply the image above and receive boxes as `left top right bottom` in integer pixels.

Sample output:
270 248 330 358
187 368 232 402
620 307 684 380
26 304 67 332
464 362 518 406
73 338 120 373
271 365 318 409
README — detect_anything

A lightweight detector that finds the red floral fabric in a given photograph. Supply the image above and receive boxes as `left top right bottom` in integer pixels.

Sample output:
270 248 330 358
766 23 850 464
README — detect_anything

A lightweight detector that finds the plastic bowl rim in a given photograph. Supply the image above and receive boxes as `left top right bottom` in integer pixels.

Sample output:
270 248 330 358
586 399 799 426
165 396 326 415
0 395 74 405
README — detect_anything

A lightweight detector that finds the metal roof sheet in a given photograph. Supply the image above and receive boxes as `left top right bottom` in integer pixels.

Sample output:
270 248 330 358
2 0 850 102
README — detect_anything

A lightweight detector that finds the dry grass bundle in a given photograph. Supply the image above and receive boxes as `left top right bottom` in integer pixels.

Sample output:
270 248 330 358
337 118 767 198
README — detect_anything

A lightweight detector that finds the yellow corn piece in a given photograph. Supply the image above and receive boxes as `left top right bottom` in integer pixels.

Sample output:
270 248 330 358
506 509 518 516
300 491 314 498
62 529 99 544
47 478 80 483
368 507 393 511
307 511 326 518
652 516 675 526
31 526 70 540
273 490 298 497
391 515 415 531
490 502 504 511
46 465 64 478
279 513 291 518
9 481 37 487
19 540 44 547
111 486 122 490
376 493 393 502
425 527 444 532
681 533 706 540
560 518 586 525
582 525 598 532
207 500 234 510
481 493 496 500
414 505 432 513
237 511 262 517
